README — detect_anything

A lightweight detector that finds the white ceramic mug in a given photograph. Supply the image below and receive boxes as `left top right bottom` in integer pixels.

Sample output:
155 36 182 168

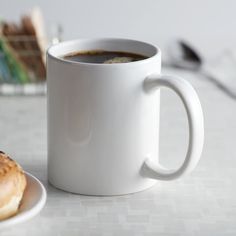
47 38 204 195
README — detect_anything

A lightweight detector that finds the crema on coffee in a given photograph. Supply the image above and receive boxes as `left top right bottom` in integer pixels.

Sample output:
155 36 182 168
63 50 148 64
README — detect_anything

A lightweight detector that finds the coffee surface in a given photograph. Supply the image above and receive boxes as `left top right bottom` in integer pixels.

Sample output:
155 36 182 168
63 50 147 64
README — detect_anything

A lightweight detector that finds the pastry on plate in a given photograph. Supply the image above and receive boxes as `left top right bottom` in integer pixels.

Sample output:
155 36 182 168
0 151 26 220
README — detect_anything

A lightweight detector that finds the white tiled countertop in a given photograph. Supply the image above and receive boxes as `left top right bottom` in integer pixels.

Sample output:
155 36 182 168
0 68 235 236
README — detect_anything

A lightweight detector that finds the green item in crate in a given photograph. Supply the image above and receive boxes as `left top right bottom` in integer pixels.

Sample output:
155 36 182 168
0 37 30 84
0 51 11 83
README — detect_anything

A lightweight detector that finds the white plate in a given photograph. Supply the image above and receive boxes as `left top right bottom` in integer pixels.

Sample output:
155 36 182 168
0 172 47 229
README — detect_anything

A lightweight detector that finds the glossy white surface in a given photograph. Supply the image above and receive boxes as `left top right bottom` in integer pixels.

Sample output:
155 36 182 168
0 172 46 230
47 39 203 195
143 74 204 180
47 39 160 195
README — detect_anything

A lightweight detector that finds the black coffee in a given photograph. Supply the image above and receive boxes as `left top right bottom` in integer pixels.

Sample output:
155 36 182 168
63 50 148 64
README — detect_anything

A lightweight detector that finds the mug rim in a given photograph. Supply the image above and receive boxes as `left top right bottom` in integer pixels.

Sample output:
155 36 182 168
47 38 161 67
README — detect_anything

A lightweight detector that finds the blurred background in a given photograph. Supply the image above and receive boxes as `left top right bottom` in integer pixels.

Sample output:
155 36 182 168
1 0 236 96
1 0 236 56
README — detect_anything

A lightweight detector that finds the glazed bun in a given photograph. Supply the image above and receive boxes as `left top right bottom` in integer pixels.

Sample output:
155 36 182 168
0 151 26 220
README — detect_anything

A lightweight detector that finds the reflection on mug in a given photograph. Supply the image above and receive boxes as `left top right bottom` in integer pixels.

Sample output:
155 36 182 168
66 76 92 145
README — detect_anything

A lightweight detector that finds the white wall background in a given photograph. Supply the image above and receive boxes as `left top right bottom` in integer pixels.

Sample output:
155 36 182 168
1 0 236 58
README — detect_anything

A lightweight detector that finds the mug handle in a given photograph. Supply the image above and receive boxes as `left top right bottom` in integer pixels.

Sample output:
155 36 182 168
142 73 204 180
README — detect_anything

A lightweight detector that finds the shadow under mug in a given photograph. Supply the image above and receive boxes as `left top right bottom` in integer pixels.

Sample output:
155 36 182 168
47 38 204 195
